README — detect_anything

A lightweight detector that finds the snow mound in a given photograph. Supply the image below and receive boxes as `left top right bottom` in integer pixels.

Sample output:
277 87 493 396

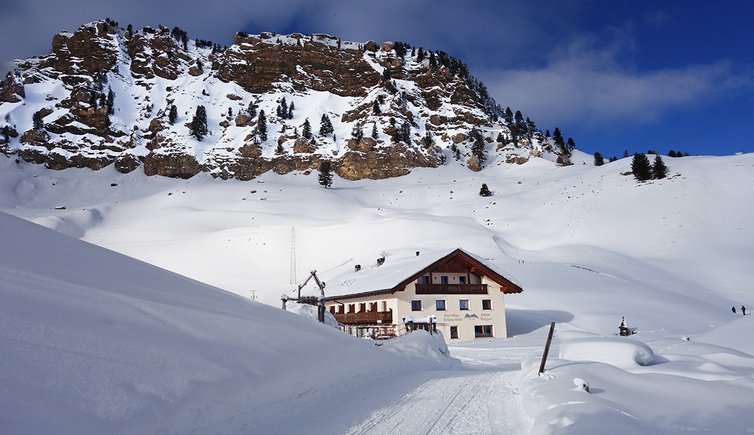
695 315 754 356
0 211 456 434
286 302 340 328
559 337 655 369
381 330 461 369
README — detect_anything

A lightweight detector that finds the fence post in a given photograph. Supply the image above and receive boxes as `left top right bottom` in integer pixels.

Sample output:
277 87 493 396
538 322 556 376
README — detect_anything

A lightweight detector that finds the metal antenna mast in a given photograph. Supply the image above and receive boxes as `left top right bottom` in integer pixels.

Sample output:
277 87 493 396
289 227 297 285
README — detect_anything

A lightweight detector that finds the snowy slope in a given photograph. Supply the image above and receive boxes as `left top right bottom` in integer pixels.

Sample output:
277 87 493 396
0 211 457 434
2 151 754 433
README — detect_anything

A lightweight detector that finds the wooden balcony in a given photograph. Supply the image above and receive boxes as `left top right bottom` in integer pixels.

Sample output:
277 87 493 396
334 310 393 325
415 283 488 295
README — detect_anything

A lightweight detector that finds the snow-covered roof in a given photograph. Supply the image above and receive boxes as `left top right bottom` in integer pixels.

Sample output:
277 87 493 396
319 248 522 299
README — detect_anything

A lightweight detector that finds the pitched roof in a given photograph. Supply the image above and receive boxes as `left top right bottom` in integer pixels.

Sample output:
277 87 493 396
318 248 523 300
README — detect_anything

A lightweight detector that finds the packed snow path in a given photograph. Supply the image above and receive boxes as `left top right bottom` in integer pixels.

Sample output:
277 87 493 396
344 342 536 434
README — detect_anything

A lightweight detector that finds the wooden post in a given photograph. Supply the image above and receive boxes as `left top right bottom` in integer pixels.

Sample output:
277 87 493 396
538 322 556 376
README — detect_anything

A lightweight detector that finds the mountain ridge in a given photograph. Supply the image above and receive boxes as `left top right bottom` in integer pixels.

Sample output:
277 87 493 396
0 18 567 180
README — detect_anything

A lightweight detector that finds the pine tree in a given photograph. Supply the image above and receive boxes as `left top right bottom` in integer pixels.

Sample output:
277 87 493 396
382 68 391 81
2 126 10 143
417 47 425 62
423 130 433 146
668 150 677 158
169 105 178 124
257 109 267 141
288 101 294 119
479 183 492 197
352 124 364 141
189 105 208 140
552 127 565 150
277 97 288 119
319 114 333 136
652 155 668 179
318 160 333 188
32 111 44 130
302 118 311 139
247 102 257 118
371 123 378 139
631 153 652 181
594 152 604 166
504 107 514 125
470 128 486 165
106 87 115 115
566 137 576 153
372 100 381 115
400 121 410 143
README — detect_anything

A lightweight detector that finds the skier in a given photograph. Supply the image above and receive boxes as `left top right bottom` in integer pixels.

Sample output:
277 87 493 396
732 306 737 314
742 305 747 316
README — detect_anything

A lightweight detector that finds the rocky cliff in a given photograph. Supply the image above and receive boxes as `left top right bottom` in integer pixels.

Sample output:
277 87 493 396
0 19 563 180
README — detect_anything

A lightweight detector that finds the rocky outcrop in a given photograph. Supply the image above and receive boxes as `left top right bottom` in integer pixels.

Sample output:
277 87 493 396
143 153 203 179
0 74 25 103
217 33 381 97
127 26 189 80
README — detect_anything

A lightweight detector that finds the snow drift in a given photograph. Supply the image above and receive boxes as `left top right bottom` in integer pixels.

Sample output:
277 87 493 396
0 211 456 434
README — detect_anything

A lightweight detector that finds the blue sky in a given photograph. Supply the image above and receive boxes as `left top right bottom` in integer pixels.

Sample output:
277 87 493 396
1 0 752 156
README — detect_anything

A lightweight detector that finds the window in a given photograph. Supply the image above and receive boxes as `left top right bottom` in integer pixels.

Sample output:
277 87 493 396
482 299 492 310
420 275 430 284
411 300 422 311
474 325 493 337
435 300 446 311
450 326 459 339
459 299 469 310
459 276 467 284
440 276 449 284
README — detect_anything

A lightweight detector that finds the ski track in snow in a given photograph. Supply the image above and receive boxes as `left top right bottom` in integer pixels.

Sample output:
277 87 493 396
345 370 523 435
344 345 534 435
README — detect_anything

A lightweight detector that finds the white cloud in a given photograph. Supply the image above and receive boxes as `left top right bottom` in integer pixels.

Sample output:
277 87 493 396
480 35 744 128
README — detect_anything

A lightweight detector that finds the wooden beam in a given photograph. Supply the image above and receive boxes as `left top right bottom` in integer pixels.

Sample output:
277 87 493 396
538 322 556 376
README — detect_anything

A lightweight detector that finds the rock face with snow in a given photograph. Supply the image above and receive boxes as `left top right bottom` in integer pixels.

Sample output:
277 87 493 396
0 19 562 180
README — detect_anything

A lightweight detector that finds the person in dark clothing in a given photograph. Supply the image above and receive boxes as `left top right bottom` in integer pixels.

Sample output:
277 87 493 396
742 306 747 316
732 306 737 314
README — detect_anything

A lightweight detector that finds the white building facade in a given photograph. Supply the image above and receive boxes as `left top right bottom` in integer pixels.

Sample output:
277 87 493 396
324 249 522 343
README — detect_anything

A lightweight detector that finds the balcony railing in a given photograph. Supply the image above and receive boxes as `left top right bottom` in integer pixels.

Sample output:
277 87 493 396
334 310 393 325
415 283 488 294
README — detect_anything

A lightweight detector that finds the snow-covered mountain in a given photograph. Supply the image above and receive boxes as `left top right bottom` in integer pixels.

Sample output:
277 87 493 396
0 18 559 180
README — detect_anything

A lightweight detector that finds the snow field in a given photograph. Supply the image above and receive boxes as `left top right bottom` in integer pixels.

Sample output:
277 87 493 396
1 151 754 433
